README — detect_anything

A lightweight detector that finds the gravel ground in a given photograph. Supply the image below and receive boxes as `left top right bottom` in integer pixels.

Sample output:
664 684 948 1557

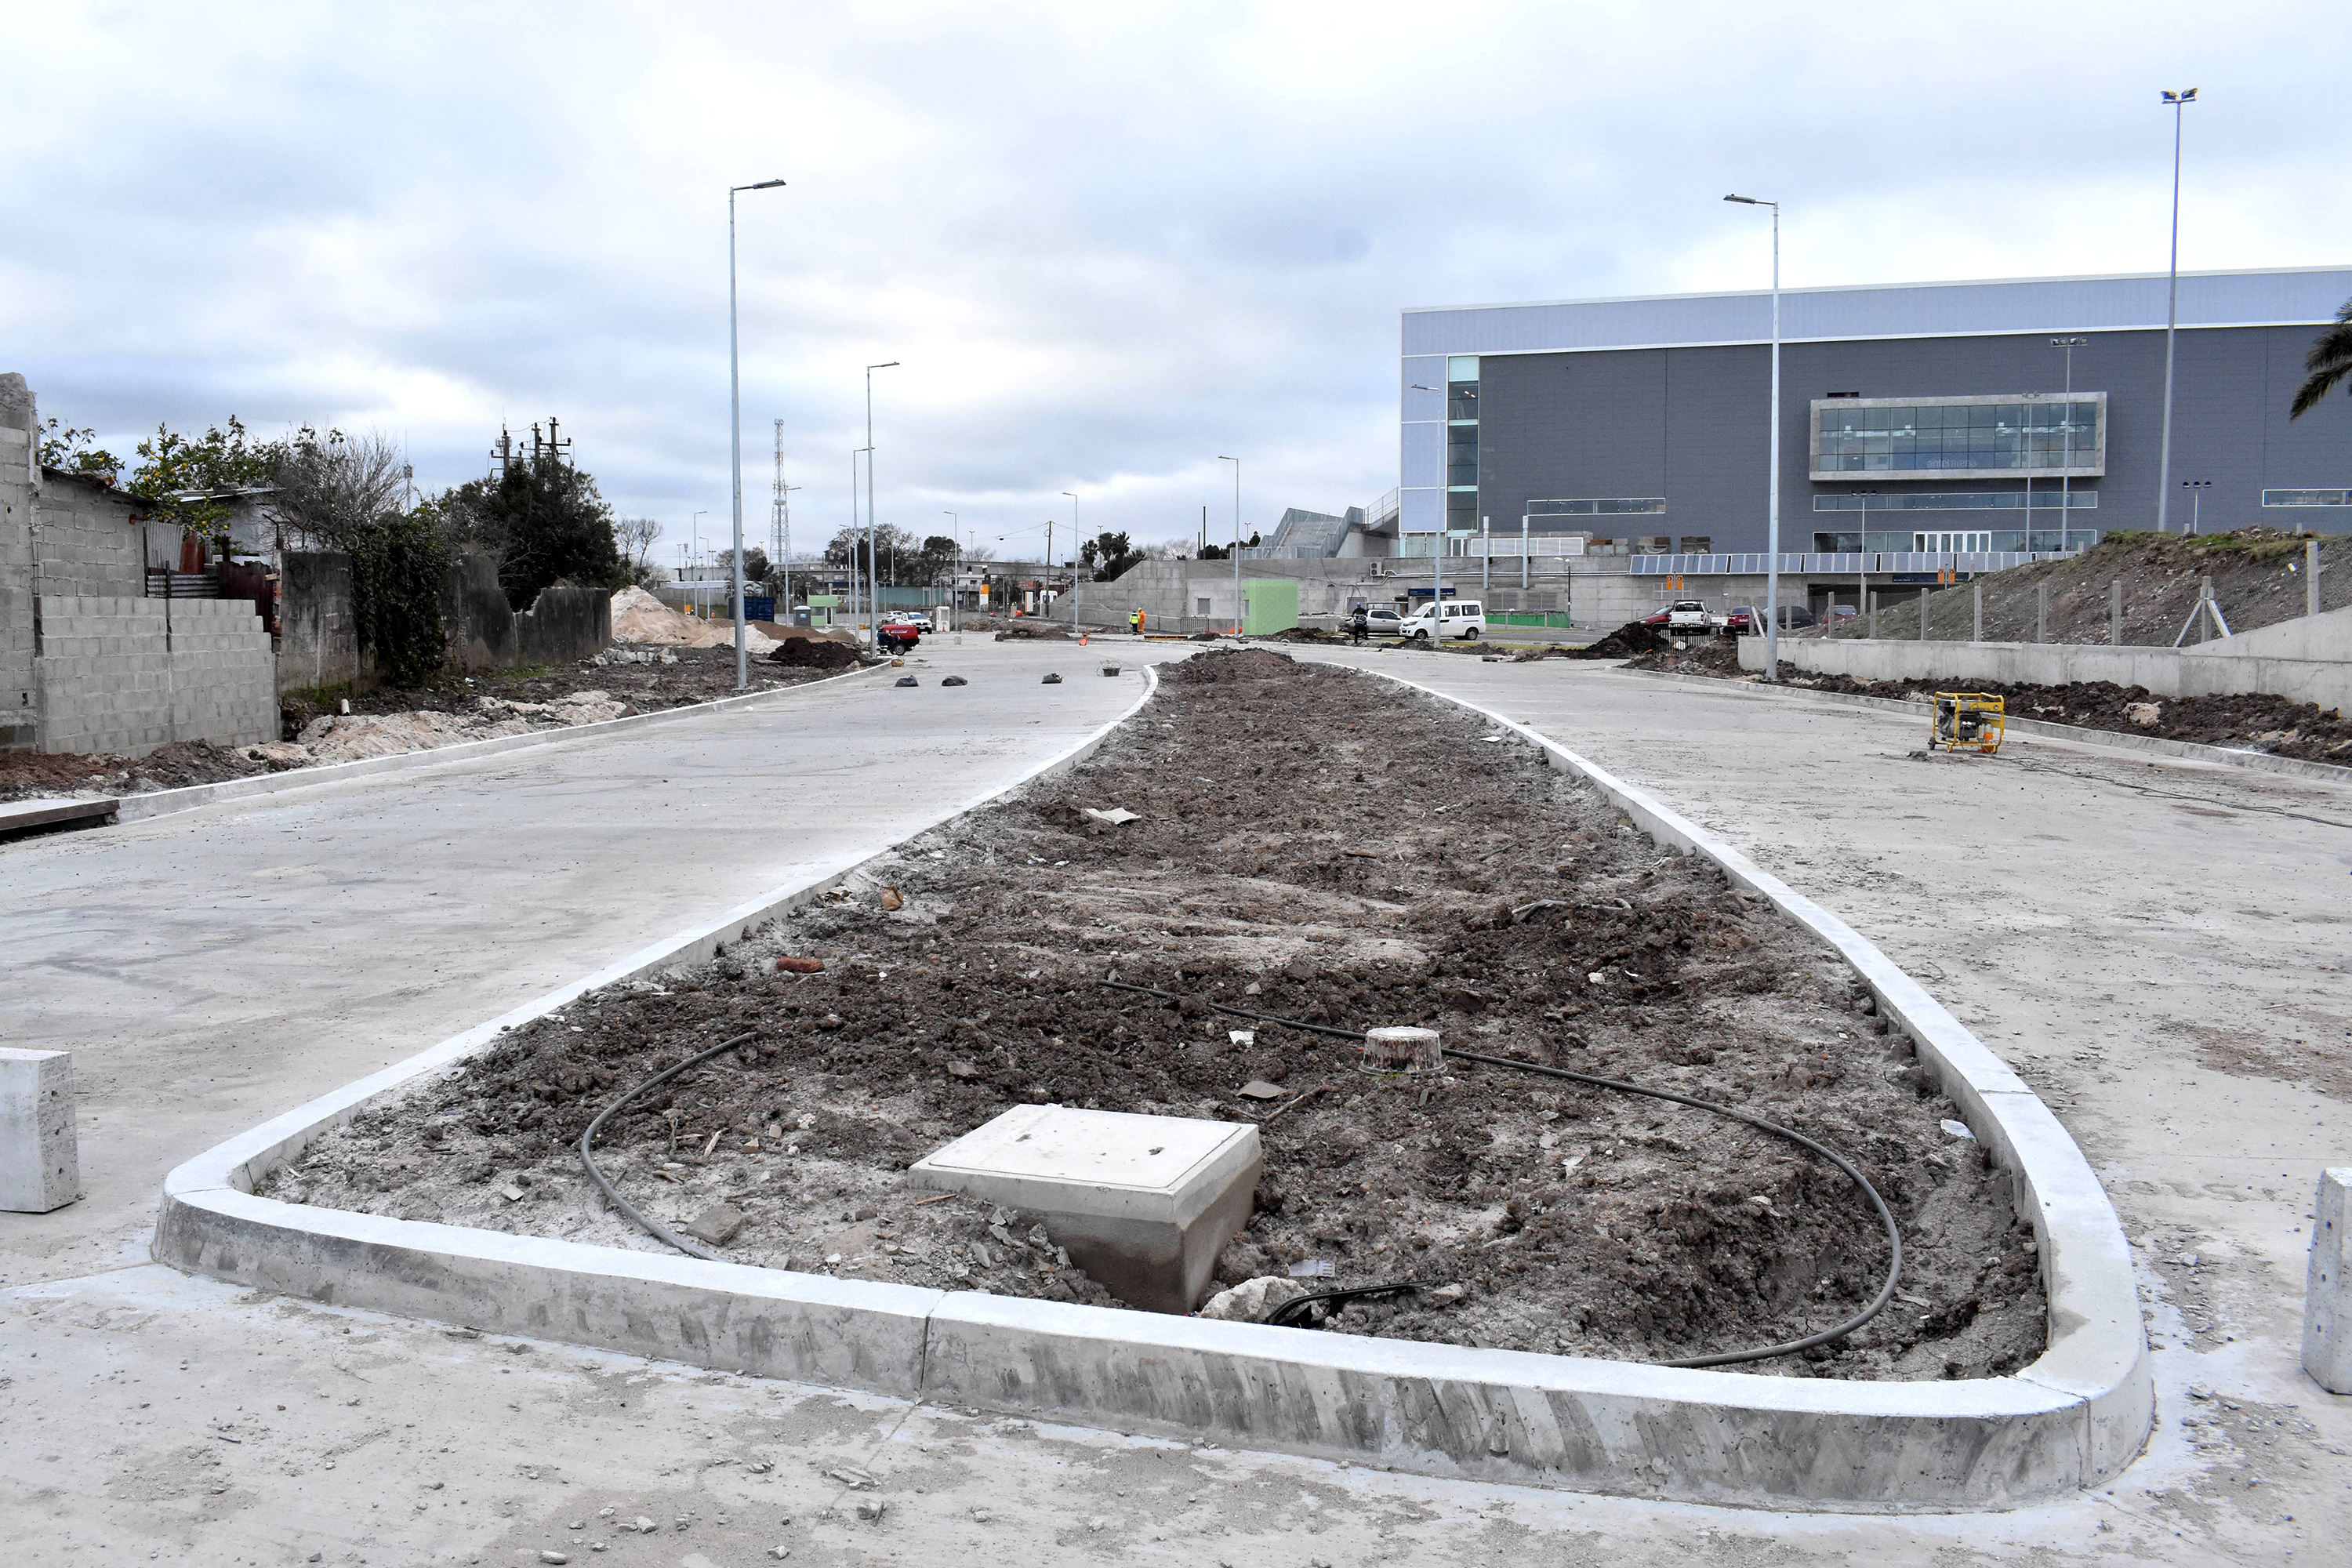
270 649 2046 1379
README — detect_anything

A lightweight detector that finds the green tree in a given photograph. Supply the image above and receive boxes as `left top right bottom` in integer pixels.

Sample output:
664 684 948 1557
128 416 277 548
1078 530 1144 581
430 435 624 610
38 418 123 481
2290 299 2352 418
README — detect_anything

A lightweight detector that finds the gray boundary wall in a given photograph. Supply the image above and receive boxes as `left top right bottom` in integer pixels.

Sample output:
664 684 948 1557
155 655 2153 1512
35 596 275 757
1740 620 2352 713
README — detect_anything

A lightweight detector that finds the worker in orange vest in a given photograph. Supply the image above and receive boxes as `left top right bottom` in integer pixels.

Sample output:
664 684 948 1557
1130 608 1145 637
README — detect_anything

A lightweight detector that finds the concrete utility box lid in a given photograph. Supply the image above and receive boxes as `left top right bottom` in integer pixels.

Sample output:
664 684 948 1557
911 1104 1258 1227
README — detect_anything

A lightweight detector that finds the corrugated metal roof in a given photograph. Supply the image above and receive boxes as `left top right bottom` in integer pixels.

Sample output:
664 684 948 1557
1403 266 2352 357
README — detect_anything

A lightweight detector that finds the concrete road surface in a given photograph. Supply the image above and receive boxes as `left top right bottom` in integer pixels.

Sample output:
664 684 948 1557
4 639 2346 1565
0 638 1187 1286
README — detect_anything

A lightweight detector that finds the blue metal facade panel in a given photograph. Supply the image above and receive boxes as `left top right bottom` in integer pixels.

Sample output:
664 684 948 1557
1401 420 1445 489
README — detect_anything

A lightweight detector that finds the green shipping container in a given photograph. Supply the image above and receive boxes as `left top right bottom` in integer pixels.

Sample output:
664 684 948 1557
1242 579 1299 635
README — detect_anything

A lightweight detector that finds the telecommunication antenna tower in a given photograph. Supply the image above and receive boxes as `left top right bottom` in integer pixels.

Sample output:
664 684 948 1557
772 419 801 608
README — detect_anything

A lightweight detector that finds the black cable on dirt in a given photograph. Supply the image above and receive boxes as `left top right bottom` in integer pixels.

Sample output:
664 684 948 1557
1098 977 1903 1367
578 1030 758 1264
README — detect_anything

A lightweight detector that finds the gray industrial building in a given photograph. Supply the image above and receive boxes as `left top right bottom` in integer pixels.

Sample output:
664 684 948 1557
1399 265 2352 615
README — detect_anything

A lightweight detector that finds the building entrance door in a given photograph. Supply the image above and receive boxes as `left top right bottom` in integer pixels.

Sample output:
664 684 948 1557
1913 531 1991 553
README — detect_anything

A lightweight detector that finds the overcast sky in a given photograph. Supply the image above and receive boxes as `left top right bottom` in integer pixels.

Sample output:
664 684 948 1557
5 2 2347 565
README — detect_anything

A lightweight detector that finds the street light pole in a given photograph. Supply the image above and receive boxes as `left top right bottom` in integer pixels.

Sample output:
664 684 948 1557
2156 89 2198 535
1410 390 1446 639
2053 337 2085 553
942 510 958 628
864 361 899 644
728 178 786 688
1058 495 1077 630
1725 194 1782 681
1218 456 1241 634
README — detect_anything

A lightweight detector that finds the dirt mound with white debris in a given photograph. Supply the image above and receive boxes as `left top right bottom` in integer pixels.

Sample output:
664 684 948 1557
609 586 782 653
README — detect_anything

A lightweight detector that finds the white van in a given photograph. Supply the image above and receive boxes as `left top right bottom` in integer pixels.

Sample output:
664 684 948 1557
1401 599 1486 641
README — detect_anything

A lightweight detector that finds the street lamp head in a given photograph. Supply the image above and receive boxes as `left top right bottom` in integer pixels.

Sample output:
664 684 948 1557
2161 88 2198 104
733 179 789 191
1723 194 1774 207
2052 336 2087 347
869 361 900 371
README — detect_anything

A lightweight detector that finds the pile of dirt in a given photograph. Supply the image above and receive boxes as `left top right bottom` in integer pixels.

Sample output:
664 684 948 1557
608 587 782 653
772 637 862 670
993 626 1073 641
1568 620 1672 660
1778 672 2352 761
1623 637 1744 677
1849 528 2351 645
278 651 2045 1381
0 739 289 803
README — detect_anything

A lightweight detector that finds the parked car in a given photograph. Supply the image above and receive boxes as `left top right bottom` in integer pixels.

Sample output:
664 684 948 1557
1664 599 1721 635
1823 604 1858 622
1363 607 1405 637
1727 604 1816 633
1400 599 1486 641
895 612 935 631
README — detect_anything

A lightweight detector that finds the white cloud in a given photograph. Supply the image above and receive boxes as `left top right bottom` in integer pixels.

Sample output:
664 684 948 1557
2 0 2345 565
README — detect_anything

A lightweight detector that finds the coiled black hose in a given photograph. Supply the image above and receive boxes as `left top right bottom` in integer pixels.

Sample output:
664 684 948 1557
578 1030 758 1264
1098 977 1902 1367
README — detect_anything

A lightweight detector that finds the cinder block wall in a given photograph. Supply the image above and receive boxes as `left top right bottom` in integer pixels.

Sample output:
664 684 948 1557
34 597 276 757
34 477 146 597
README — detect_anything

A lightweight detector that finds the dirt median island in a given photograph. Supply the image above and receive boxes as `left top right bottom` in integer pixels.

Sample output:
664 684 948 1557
273 649 2046 1380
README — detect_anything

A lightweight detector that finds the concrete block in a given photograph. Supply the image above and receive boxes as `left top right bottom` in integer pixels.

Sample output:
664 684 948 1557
912 1104 1260 1312
2304 1168 2352 1393
0 1048 81 1211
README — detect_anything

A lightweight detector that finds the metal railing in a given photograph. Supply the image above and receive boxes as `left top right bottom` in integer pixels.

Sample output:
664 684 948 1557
1628 549 2085 576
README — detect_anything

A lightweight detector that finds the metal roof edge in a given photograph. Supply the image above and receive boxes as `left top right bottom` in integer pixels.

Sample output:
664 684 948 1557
1401 263 2352 318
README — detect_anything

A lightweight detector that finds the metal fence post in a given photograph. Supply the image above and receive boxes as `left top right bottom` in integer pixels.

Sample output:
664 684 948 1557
1973 579 1984 644
2111 579 2123 645
1867 590 1878 640
1919 586 1929 641
2200 575 2214 644
2036 581 2049 644
2310 539 2323 618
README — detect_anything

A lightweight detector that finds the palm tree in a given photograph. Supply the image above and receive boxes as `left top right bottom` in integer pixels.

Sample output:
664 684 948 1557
2290 299 2352 418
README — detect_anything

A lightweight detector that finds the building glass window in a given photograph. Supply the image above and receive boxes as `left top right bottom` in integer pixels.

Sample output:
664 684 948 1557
1446 424 1479 486
1528 497 1668 515
2263 488 2351 507
1813 396 2103 477
1813 491 2098 512
1440 355 1480 527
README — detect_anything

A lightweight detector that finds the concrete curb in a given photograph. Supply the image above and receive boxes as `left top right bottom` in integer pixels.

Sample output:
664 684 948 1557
1625 666 2352 789
154 651 2151 1513
108 659 896 825
1319 656 2154 1500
